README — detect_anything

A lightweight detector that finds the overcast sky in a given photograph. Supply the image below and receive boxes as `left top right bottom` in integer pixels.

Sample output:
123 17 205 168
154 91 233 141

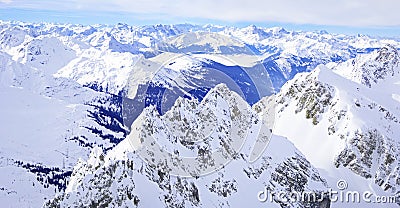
1 0 399 36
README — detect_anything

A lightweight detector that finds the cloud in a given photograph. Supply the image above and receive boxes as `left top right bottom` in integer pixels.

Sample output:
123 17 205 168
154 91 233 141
0 0 13 4
2 0 400 27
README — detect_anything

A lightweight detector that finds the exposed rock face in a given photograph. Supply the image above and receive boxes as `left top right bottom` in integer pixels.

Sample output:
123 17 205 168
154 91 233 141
45 84 329 208
335 44 400 87
269 45 400 206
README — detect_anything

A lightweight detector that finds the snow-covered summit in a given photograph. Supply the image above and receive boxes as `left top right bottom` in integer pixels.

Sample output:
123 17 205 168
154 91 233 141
267 45 400 207
46 84 329 208
334 44 400 87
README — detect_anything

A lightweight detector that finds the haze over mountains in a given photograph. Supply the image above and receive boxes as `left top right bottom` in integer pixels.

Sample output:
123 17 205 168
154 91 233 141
0 20 399 207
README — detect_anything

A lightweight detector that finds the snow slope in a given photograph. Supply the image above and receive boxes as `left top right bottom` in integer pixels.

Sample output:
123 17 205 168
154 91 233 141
262 45 400 207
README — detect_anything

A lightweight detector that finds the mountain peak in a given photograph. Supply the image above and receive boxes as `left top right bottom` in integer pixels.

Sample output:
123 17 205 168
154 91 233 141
375 44 399 66
268 26 289 35
334 44 400 87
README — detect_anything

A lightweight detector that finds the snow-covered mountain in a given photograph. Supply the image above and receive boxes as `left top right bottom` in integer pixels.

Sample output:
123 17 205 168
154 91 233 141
1 20 400 207
45 43 400 207
1 20 399 95
262 44 400 207
45 84 330 208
